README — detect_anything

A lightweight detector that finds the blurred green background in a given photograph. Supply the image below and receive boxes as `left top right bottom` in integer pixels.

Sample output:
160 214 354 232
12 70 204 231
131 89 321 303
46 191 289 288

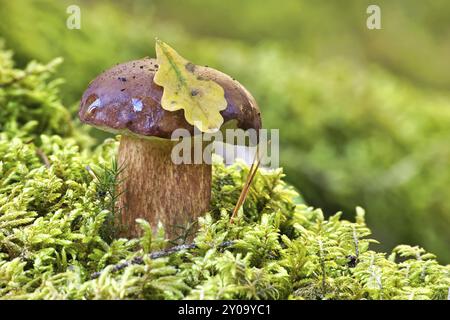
0 0 449 261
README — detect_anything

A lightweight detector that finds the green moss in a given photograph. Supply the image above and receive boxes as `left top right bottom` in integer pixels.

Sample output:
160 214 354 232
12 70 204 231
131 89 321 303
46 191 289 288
0 44 449 300
0 132 448 299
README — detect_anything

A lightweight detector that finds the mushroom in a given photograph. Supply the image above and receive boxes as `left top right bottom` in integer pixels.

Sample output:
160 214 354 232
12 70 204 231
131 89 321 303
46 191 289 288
79 58 261 239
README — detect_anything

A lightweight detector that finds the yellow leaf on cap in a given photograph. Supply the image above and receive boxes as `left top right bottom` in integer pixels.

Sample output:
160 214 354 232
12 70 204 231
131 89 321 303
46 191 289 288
153 40 227 133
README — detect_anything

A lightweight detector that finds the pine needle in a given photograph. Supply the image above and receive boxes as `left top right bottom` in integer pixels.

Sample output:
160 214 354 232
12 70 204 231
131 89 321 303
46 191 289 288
230 146 261 223
36 148 50 168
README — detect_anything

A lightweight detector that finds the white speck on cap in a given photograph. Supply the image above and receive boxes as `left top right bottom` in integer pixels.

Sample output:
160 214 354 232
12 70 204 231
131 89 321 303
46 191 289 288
132 98 143 112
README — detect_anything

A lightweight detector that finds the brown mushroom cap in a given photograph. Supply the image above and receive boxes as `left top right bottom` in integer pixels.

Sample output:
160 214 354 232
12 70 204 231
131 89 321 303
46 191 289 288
78 58 261 139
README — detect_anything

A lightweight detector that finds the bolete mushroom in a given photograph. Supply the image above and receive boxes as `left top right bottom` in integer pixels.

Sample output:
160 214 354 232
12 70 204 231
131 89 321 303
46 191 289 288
79 57 261 239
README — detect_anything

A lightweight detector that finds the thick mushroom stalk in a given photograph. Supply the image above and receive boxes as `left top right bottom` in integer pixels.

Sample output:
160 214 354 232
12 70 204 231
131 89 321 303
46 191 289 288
79 58 261 239
118 136 211 238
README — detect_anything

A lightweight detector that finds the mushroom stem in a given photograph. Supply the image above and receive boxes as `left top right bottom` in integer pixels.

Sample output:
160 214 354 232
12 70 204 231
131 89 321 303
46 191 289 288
117 135 211 240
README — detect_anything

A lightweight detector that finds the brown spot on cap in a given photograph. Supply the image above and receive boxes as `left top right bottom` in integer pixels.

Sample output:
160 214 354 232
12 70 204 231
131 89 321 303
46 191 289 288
78 58 261 139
